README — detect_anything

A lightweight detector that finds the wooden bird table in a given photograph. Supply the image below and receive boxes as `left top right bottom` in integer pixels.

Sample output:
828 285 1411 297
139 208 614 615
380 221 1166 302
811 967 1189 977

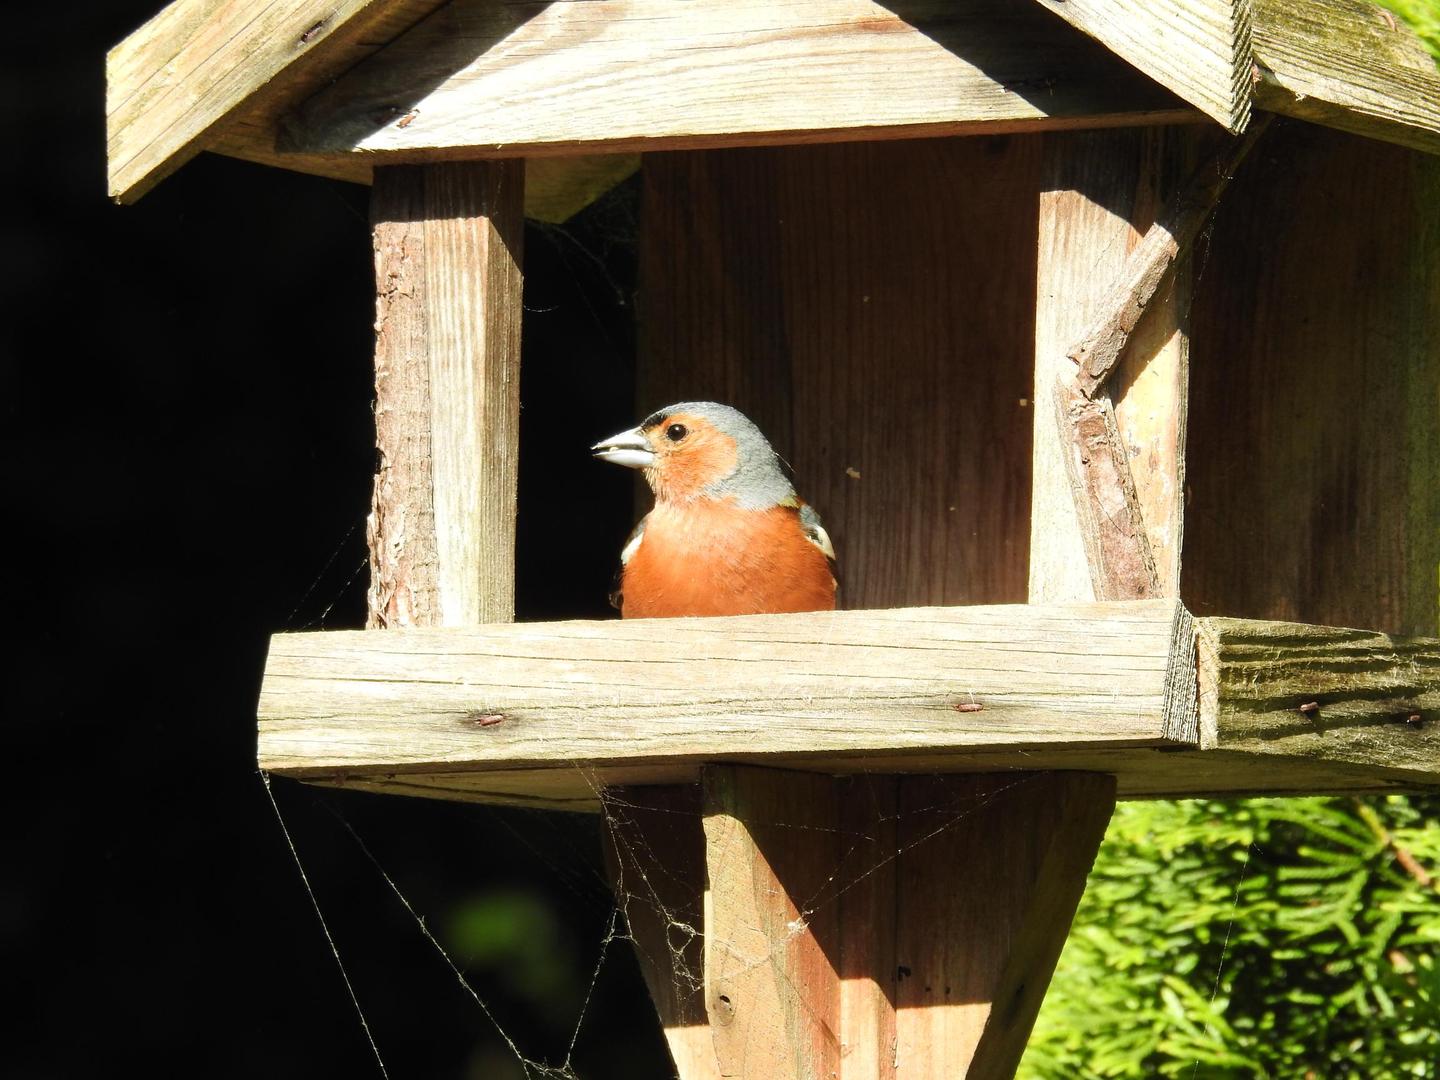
102 0 1440 1074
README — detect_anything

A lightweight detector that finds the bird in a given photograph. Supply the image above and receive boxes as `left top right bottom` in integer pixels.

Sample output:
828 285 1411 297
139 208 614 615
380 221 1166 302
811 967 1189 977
591 402 837 618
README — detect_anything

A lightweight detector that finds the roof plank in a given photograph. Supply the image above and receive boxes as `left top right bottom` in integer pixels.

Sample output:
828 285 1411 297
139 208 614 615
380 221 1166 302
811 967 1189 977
105 0 448 203
1029 0 1253 130
1252 0 1440 156
279 0 1198 160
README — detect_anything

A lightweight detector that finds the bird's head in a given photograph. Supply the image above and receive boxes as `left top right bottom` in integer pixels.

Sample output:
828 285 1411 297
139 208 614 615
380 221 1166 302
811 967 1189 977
591 401 795 507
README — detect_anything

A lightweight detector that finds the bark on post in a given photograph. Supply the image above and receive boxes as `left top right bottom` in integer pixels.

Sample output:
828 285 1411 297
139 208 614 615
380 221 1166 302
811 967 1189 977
367 161 525 628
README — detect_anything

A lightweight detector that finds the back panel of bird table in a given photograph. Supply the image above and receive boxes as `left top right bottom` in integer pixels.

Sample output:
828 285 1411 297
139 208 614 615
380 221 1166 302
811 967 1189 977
638 138 1040 610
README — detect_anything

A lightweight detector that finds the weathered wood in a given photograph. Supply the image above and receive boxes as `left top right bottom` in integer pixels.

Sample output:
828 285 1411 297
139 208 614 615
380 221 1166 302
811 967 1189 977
893 773 1115 1078
281 0 1197 161
261 598 1191 766
642 139 1041 610
703 767 841 1079
601 785 720 1080
366 161 524 628
1032 129 1202 603
305 742 1437 812
206 128 638 223
257 601 1440 806
1053 387 1161 600
836 775 899 1078
1069 117 1272 398
1184 123 1440 638
105 0 448 203
1252 0 1440 157
1029 0 1253 131
1198 619 1439 770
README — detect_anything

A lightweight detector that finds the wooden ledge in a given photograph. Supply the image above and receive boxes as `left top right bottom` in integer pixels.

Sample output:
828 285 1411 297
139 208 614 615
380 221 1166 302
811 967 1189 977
256 599 1439 810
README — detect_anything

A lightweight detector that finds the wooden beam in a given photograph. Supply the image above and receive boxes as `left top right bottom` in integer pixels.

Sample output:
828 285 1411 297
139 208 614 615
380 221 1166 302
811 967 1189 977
703 767 842 1079
1197 618 1439 771
281 0 1198 161
1252 0 1440 157
256 600 1440 804
893 772 1116 1078
1067 118 1272 399
367 161 524 627
105 0 448 203
1031 128 1204 603
260 597 1194 763
1029 0 1254 131
695 767 1116 1079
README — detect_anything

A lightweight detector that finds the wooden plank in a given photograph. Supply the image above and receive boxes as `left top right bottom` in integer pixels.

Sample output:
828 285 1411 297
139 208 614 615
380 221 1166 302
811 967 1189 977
206 122 640 223
259 599 1193 771
1184 123 1440 638
1252 0 1440 157
281 0 1198 160
601 785 720 1080
1031 129 1203 603
703 766 842 1079
836 775 899 1078
366 161 524 628
1029 0 1253 130
893 773 1115 1077
641 138 1042 610
306 740 1439 813
1197 617 1440 771
105 0 448 203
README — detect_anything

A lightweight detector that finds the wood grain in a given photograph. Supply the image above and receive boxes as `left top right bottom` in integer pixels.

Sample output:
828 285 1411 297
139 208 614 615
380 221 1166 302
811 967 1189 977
641 138 1042 611
206 129 638 223
258 600 1440 803
303 741 1438 813
893 773 1115 1078
105 0 448 203
1252 0 1440 157
1029 0 1253 131
281 0 1196 159
1198 618 1439 770
1184 123 1440 638
1031 129 1200 602
260 599 1190 771
703 767 842 1080
366 162 525 628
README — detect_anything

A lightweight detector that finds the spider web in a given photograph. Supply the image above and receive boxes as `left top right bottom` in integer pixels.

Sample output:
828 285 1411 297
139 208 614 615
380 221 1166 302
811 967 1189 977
263 759 1067 1079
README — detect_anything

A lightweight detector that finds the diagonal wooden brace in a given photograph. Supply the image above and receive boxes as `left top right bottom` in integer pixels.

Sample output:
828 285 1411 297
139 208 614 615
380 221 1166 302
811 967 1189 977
608 768 1115 1079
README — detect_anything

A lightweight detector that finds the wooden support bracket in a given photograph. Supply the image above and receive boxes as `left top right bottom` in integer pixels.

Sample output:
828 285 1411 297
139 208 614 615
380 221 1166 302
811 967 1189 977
605 767 1117 1079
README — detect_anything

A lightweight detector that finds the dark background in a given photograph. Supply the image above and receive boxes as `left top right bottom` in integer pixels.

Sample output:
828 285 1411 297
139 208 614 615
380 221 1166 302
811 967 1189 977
8 5 670 1077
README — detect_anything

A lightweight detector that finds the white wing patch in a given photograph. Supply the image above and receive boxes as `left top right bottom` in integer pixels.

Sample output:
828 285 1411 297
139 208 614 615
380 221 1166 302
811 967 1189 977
619 518 646 565
799 503 836 561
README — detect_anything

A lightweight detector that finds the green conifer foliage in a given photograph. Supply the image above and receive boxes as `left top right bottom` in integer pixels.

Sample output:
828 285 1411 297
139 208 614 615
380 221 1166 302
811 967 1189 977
1022 796 1440 1078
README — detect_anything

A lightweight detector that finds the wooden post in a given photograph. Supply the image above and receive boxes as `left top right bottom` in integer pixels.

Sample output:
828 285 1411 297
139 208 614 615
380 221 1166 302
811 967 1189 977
1030 126 1215 603
367 160 525 628
697 766 1116 1079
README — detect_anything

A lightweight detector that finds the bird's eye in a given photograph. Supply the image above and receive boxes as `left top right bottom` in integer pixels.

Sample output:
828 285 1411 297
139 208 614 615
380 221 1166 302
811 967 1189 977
665 423 688 442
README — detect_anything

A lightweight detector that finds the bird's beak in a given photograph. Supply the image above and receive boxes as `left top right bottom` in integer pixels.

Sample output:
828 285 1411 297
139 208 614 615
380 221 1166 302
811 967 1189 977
591 426 656 469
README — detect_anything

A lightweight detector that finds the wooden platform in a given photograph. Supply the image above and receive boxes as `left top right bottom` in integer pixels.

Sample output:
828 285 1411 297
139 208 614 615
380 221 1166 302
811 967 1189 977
257 599 1440 809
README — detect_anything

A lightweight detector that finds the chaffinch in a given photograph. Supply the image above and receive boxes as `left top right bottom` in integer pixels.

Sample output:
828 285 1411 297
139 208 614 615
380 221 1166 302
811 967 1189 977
591 402 837 618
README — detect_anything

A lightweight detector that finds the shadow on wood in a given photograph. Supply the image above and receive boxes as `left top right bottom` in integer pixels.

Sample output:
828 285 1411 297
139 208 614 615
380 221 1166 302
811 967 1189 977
603 767 1116 1079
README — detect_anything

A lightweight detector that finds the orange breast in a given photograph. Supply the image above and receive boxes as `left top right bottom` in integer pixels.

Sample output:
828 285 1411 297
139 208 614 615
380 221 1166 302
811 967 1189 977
621 501 836 618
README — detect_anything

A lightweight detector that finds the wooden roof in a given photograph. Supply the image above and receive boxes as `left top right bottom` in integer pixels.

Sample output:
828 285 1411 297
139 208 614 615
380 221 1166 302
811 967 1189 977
107 0 1440 215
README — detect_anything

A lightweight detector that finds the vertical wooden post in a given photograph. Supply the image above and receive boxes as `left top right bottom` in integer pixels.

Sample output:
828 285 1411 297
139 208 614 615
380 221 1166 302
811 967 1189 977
1030 128 1202 602
367 160 525 628
694 766 1115 1080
